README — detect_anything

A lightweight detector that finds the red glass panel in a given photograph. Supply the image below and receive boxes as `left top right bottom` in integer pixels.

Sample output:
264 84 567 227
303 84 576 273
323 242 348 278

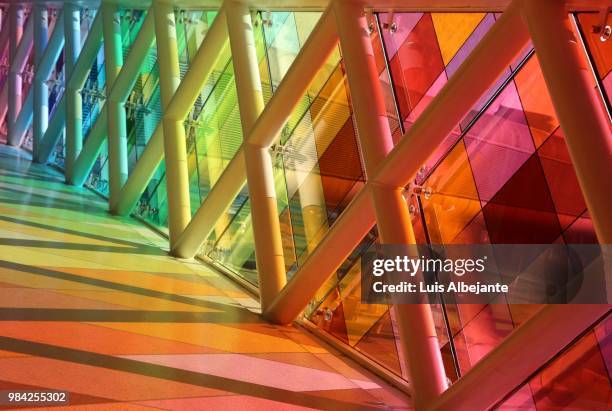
387 14 445 122
563 211 598 244
537 128 587 230
483 155 562 244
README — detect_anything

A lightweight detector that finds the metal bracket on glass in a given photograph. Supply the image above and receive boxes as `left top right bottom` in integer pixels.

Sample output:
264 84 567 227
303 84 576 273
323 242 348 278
592 7 612 39
365 8 375 34
121 10 139 24
260 11 273 28
269 143 289 158
21 64 34 85
382 12 397 33
80 87 106 105
125 92 151 119
45 78 65 96
0 57 8 76
176 9 198 26
82 9 94 23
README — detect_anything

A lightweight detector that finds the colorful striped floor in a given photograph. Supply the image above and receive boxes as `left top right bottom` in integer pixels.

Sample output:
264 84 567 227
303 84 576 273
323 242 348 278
0 146 409 410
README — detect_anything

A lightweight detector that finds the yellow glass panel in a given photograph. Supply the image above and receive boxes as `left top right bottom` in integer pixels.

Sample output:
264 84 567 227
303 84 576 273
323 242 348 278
338 261 389 346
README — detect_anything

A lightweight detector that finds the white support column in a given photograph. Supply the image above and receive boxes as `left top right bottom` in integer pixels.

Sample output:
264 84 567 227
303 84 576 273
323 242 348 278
101 3 128 206
64 4 82 180
152 0 192 244
226 1 287 310
32 5 49 157
333 2 448 407
7 5 25 145
521 0 612 243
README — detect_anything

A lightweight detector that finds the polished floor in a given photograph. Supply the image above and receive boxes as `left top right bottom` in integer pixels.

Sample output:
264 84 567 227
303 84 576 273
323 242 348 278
0 145 409 410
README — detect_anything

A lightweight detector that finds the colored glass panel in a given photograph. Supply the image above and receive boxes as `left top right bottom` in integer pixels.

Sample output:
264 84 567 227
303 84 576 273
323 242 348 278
385 14 445 124
513 54 559 148
431 13 485 65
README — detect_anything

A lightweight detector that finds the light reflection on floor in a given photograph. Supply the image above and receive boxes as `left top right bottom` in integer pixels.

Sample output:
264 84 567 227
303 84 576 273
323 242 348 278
0 146 410 410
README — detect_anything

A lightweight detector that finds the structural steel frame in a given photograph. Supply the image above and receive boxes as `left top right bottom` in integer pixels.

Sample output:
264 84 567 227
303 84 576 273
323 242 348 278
2 0 610 409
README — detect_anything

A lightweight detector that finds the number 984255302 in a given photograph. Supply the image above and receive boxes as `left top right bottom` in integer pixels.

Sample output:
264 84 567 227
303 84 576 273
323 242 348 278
1 390 69 405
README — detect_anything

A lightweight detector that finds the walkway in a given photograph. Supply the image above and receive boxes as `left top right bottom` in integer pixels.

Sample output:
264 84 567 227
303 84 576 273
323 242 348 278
0 146 409 410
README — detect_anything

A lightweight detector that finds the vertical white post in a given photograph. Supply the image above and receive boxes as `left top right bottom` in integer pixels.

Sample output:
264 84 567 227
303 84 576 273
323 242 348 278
151 1 192 243
32 5 49 158
64 4 82 181
7 5 24 145
226 1 287 310
101 3 128 204
333 2 449 407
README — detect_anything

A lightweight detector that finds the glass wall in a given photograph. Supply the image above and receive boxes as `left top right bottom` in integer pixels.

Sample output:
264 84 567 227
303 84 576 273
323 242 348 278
306 11 610 398
85 8 610 401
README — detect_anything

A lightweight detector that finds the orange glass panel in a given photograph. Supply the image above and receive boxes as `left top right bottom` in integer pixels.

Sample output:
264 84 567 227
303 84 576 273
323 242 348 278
337 260 388 347
431 13 486 65
514 55 559 148
421 142 481 244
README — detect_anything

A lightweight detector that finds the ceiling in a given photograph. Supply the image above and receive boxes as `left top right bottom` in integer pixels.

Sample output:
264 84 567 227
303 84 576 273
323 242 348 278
0 0 608 12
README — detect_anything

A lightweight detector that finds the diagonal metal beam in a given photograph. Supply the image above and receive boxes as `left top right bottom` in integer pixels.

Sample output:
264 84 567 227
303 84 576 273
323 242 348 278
0 13 8 55
12 11 65 147
0 10 9 81
263 0 531 324
170 6 338 258
70 107 108 187
69 9 156 186
36 9 103 164
34 91 65 163
11 87 32 146
112 6 229 215
428 304 609 411
34 11 65 83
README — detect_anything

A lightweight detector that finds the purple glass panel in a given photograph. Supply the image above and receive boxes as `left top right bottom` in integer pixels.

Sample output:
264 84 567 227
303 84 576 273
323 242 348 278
464 81 535 202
